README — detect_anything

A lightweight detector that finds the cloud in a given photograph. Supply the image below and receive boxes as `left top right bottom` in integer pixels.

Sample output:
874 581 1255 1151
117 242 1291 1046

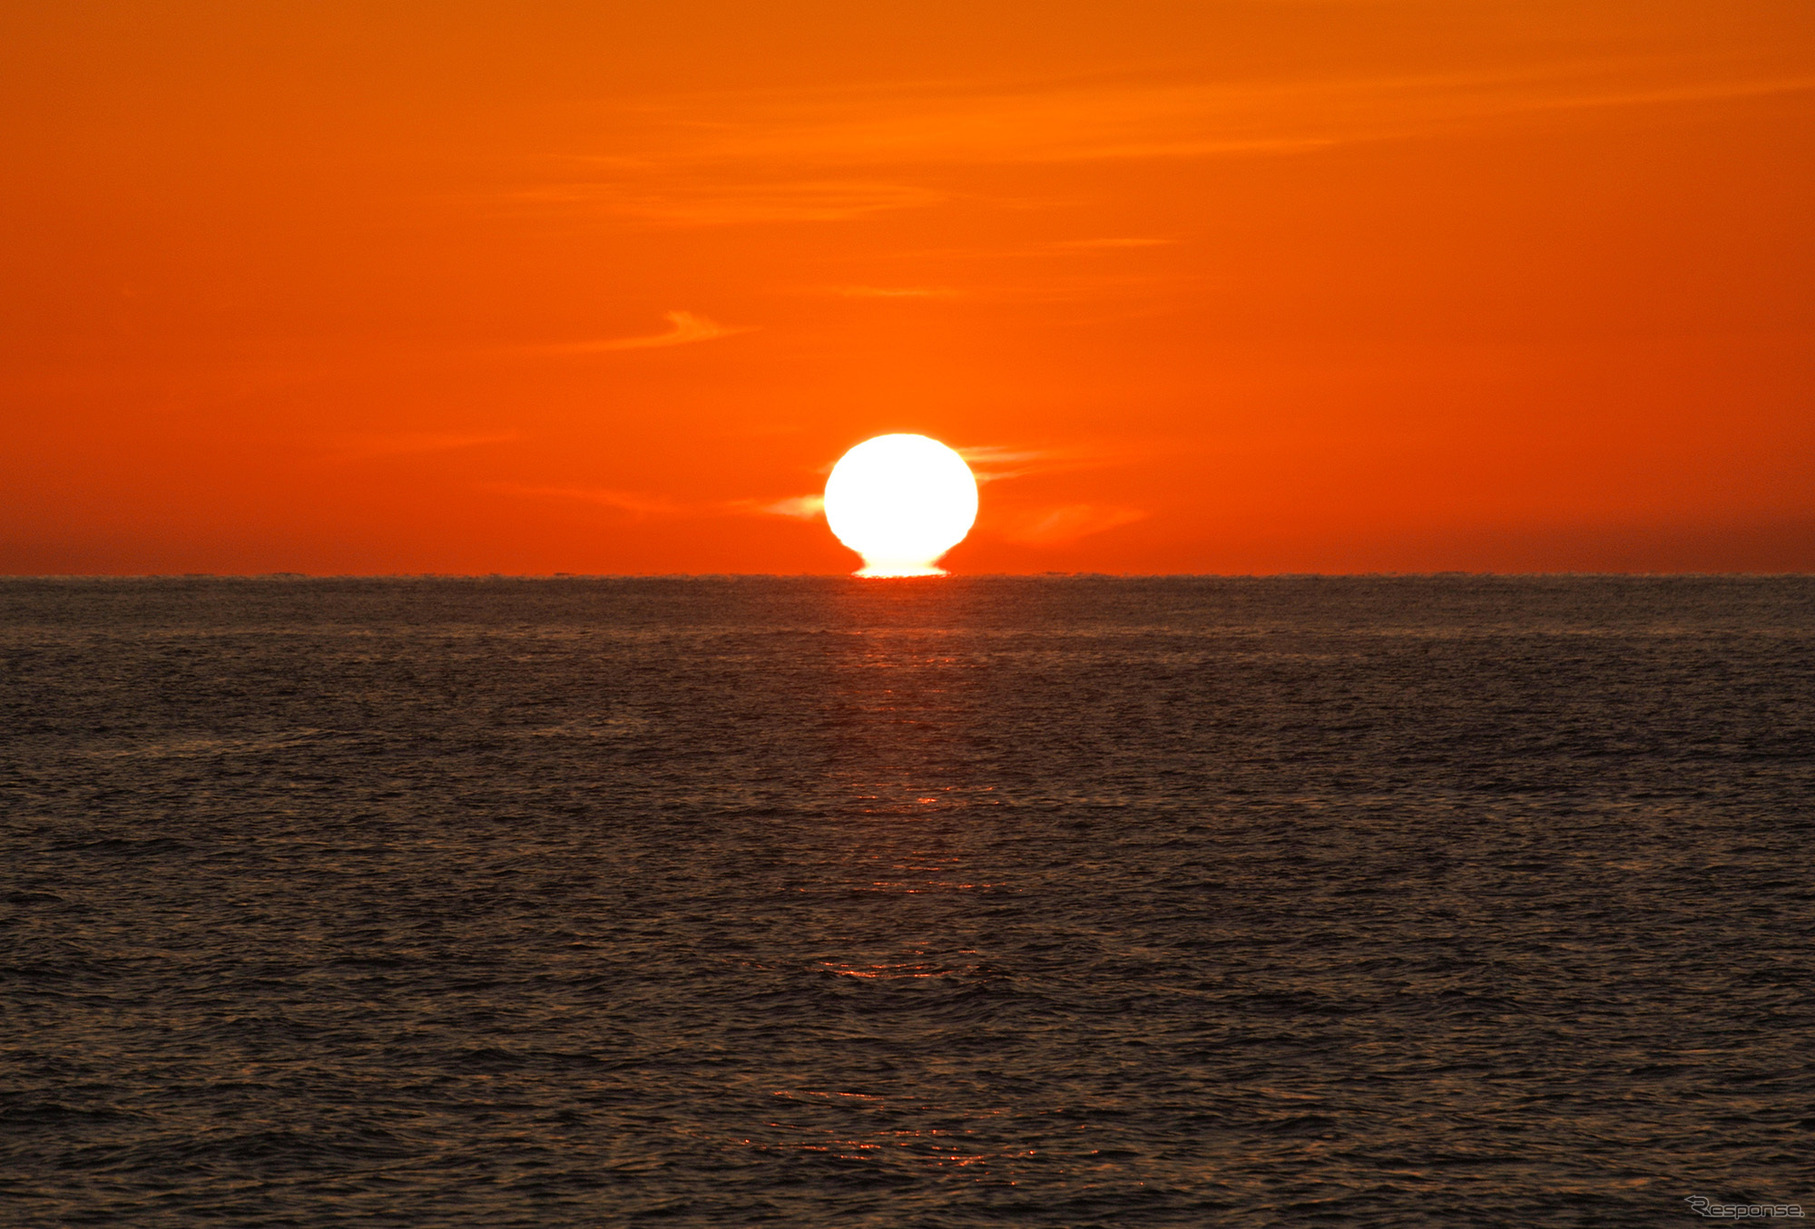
958 445 1050 465
957 443 1142 483
833 285 960 298
996 503 1149 545
482 438 1138 530
490 484 829 522
487 480 1149 546
484 483 682 518
644 80 1338 167
330 432 518 461
814 276 1167 305
518 180 944 226
743 494 825 519
957 445 1052 483
537 311 752 354
1052 237 1177 250
659 67 1815 169
518 62 1815 229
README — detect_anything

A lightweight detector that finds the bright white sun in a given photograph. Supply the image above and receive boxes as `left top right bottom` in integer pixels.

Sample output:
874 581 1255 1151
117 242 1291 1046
824 434 979 577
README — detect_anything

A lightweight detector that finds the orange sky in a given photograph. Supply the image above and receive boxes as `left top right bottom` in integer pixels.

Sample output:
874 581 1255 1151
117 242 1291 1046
2 1 1811 574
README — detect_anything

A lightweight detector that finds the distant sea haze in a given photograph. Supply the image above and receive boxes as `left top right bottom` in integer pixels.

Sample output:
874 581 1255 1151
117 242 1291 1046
3 576 1811 1227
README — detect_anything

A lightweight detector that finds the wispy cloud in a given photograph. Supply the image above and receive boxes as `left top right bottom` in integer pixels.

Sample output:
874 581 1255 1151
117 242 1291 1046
483 441 1143 538
958 443 1138 483
647 80 1335 167
330 432 518 461
490 483 828 522
658 66 1815 168
832 285 961 298
812 274 1171 305
521 61 1815 227
958 445 1052 483
741 494 825 519
1052 237 1177 250
535 311 753 354
484 483 682 518
517 180 944 226
996 503 1149 545
486 474 1148 546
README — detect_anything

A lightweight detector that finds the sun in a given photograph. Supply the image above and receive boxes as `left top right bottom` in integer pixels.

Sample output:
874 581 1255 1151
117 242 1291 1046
824 434 979 577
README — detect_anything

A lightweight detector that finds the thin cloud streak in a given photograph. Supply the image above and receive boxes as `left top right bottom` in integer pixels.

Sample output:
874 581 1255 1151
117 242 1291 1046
959 445 1051 484
995 503 1150 545
743 494 825 519
484 483 683 518
959 443 1141 484
832 285 961 298
516 181 944 226
534 311 752 354
524 61 1815 226
330 432 519 461
483 443 1136 530
658 65 1815 168
490 484 828 522
1053 237 1177 250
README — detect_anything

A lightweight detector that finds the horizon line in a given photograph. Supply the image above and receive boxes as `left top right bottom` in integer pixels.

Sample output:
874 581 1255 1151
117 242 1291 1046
4 571 1812 582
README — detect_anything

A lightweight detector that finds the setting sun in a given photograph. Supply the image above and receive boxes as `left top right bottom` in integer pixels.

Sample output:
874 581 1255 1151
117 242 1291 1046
823 435 979 577
3 5 1810 1224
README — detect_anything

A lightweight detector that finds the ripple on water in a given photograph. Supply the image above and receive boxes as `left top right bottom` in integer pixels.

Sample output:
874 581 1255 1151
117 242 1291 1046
1 576 1811 1226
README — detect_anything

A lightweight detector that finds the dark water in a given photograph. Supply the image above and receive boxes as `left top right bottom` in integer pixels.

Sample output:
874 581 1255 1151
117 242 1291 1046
3 576 1812 1227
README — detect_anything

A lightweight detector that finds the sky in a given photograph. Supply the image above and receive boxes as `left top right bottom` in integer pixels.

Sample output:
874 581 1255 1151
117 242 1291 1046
2 1 1811 575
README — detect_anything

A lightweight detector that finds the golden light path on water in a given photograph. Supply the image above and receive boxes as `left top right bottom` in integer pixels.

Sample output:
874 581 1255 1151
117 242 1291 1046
823 434 979 577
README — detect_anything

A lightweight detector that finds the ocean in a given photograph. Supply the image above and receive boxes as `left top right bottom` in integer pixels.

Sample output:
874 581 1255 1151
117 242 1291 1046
3 576 1811 1226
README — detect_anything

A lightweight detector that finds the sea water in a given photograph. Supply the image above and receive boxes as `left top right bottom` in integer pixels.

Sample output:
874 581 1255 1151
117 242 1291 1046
3 576 1811 1226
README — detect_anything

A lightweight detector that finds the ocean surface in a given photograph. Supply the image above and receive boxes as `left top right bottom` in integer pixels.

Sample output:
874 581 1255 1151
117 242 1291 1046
3 576 1812 1227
